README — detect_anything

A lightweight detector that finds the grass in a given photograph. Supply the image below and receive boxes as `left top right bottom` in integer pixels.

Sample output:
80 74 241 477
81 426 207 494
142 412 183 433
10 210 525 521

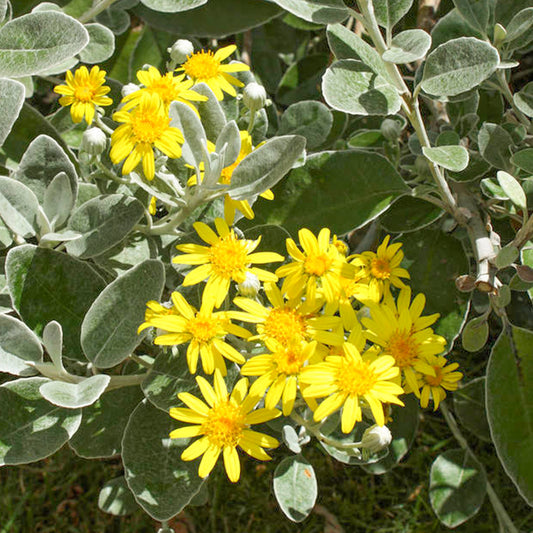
1 405 532 533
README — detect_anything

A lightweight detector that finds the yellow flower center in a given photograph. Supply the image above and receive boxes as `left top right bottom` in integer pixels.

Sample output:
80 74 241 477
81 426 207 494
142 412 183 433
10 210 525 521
208 234 249 281
387 331 419 368
425 366 444 387
130 109 170 144
272 344 308 375
202 400 246 448
335 358 377 395
370 257 391 279
263 308 306 344
149 76 179 106
187 314 220 344
183 50 221 80
74 86 95 102
304 253 333 276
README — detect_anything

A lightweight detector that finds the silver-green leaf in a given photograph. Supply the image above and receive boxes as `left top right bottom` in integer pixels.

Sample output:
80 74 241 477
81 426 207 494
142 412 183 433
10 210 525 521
422 145 469 171
40 374 110 409
79 23 115 63
373 0 414 29
382 29 432 64
497 171 527 210
0 176 41 238
0 78 25 147
269 0 348 24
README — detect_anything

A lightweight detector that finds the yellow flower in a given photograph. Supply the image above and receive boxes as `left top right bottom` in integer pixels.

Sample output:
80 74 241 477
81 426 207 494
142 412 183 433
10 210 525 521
110 93 184 180
54 65 112 125
276 227 355 304
416 355 462 410
138 299 177 331
299 342 404 432
362 287 447 395
350 235 410 301
178 44 249 100
169 370 280 482
141 291 251 375
233 281 343 346
242 339 319 416
121 66 208 112
172 218 284 308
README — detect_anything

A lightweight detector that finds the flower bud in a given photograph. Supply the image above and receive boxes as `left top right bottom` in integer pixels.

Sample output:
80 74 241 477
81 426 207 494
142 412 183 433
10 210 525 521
243 82 267 113
493 23 506 47
381 118 402 141
80 127 107 156
237 272 261 298
361 424 392 454
122 83 140 98
168 39 194 64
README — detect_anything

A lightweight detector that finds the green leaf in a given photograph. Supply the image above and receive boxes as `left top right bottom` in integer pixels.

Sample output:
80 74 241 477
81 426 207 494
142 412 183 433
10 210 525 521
43 172 75 230
421 37 499 97
12 134 78 204
0 11 89 77
6 245 106 360
0 79 25 147
382 29 432 64
448 153 489 182
327 23 389 78
0 176 41 238
430 8 484 50
362 395 420 474
140 0 206 13
422 145 469 171
452 0 491 35
81 260 165 369
66 194 145 259
142 348 199 411
453 377 491 441
478 122 513 170
0 377 81 465
134 0 281 38
69 386 143 458
348 129 384 148
277 101 333 150
511 148 533 174
380 196 443 233
400 230 469 346
122 399 205 520
0 314 43 377
513 82 533 118
486 326 533 505
269 0 347 24
497 171 527 210
128 26 175 78
42 320 65 372
322 60 401 116
461 315 489 352
98 476 139 516
505 8 533 51
79 23 115 63
251 150 409 235
373 0 414 29
215 120 241 170
495 244 520 270
96 7 130 35
193 82 226 143
39 374 110 409
229 135 306 201
273 455 317 523
429 449 487 528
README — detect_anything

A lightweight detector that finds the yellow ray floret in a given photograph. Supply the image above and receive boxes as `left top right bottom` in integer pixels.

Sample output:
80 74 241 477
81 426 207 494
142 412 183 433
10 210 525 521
110 93 184 180
54 65 112 125
299 342 404 433
140 291 251 376
177 44 249 100
169 370 280 482
173 218 284 308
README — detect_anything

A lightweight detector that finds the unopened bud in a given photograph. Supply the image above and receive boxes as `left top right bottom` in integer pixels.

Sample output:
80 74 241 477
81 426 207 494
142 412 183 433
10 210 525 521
494 23 506 47
361 424 392 453
381 118 402 141
81 127 107 156
168 39 194 64
237 272 261 298
243 82 267 113
122 83 140 98
455 274 476 292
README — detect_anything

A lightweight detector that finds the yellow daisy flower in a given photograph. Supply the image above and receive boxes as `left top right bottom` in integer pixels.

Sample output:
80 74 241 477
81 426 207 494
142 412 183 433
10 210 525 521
350 235 410 301
169 370 280 482
141 291 251 375
276 227 355 304
172 218 284 308
178 44 249 100
138 299 177 332
232 281 343 346
362 287 447 395
54 65 112 125
110 93 184 180
416 354 462 410
121 66 208 112
242 339 319 416
299 342 404 433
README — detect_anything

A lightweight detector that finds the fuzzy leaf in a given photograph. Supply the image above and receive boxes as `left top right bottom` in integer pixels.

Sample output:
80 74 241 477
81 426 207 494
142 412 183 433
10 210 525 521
79 23 115 63
139 0 206 13
0 176 41 238
0 78 25 147
269 0 347 24
452 0 491 34
422 145 469 171
98 477 139 516
513 82 533 118
373 0 414 29
453 377 491 441
43 172 75 230
40 374 110 409
497 171 527 210
461 316 489 352
478 122 513 170
382 29 432 63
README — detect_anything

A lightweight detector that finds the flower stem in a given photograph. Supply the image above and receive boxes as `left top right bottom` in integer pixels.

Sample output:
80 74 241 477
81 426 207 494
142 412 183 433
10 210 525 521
79 0 118 23
440 402 519 533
